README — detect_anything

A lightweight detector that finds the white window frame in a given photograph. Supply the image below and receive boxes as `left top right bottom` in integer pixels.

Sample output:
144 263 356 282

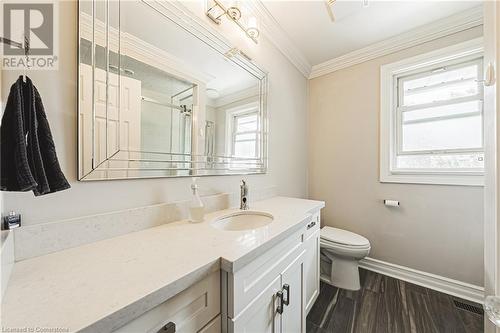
380 38 484 186
224 102 260 159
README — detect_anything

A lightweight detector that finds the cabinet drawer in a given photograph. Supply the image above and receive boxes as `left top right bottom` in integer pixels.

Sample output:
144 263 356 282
304 211 320 240
198 314 221 333
228 229 304 318
114 271 220 333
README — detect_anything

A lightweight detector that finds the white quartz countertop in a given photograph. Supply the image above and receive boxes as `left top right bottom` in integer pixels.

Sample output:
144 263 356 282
1 196 324 332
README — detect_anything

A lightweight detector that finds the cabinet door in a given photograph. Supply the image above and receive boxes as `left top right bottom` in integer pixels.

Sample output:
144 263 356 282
230 275 282 333
304 229 320 315
281 251 305 333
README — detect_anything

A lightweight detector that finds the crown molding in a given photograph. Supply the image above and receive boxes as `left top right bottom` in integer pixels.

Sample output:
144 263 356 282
248 0 312 78
210 85 260 108
309 5 484 79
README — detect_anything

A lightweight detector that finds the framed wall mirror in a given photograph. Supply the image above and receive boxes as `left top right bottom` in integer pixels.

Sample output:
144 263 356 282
78 0 268 180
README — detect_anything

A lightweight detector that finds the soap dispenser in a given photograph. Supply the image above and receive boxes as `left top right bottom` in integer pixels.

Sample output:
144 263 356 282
189 177 204 223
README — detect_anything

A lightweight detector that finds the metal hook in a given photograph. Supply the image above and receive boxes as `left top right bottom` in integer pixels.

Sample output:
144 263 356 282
23 35 30 81
0 37 23 49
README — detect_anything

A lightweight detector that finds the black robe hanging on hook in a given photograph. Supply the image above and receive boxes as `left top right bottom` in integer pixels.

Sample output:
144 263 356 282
1 76 70 196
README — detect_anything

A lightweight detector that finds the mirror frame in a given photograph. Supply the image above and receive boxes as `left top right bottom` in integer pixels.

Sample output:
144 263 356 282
77 0 268 181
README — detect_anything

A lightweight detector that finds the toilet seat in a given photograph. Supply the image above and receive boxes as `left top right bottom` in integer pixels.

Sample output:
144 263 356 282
320 226 370 248
321 238 370 251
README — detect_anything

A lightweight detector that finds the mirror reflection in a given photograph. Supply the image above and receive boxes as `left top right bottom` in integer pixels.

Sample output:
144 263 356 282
78 0 267 180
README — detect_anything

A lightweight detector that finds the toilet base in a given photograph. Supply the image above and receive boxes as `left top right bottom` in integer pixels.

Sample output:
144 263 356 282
321 250 363 291
330 256 361 291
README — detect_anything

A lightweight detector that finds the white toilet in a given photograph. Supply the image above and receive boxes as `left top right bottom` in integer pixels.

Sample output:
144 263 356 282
320 226 371 291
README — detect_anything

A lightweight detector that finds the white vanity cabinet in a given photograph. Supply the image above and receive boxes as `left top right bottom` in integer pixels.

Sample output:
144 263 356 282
113 271 220 333
113 210 321 333
224 211 321 333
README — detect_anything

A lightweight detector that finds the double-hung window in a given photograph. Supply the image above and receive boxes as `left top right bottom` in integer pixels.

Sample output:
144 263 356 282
231 111 260 158
224 102 261 168
380 39 484 186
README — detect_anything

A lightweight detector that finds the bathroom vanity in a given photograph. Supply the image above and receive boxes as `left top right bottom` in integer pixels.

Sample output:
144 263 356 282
224 210 320 332
1 197 324 332
115 207 320 333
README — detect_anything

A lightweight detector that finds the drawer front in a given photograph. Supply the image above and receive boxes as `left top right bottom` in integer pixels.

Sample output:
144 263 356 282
304 211 320 240
114 271 220 333
198 314 221 333
229 229 304 318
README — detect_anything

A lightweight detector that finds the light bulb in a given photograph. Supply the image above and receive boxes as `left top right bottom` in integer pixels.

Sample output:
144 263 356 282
246 16 259 40
248 16 257 29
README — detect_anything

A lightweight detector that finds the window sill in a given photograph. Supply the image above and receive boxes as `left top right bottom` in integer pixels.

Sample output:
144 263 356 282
380 172 484 186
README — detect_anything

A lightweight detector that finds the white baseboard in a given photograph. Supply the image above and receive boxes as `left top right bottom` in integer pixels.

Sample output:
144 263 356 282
359 257 484 304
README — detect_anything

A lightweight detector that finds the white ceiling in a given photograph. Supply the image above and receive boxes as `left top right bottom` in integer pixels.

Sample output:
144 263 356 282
263 0 482 66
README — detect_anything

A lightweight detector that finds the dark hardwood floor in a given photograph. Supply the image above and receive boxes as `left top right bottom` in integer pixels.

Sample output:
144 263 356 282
306 269 484 333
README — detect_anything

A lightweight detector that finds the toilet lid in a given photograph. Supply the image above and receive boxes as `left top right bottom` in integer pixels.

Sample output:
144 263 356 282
321 227 370 247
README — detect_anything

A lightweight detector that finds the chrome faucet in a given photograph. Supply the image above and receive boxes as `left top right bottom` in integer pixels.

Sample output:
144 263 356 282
240 180 249 210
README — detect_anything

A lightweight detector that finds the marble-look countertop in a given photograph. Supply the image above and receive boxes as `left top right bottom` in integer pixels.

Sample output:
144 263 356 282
1 197 324 332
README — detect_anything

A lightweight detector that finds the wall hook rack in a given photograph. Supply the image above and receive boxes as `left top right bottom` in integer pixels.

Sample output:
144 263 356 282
1 36 31 80
0 36 23 49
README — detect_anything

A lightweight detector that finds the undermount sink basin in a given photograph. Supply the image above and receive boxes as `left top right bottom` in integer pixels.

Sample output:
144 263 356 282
211 211 274 231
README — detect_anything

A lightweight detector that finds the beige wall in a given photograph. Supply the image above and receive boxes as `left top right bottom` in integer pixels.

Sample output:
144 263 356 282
0 1 309 226
308 27 484 286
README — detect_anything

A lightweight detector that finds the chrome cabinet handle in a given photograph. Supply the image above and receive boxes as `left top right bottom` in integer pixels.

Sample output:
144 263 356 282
276 291 284 314
157 322 176 333
283 284 290 306
306 220 316 230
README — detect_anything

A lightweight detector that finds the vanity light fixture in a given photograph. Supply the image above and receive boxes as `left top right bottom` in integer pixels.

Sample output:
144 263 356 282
206 0 260 43
224 47 252 61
